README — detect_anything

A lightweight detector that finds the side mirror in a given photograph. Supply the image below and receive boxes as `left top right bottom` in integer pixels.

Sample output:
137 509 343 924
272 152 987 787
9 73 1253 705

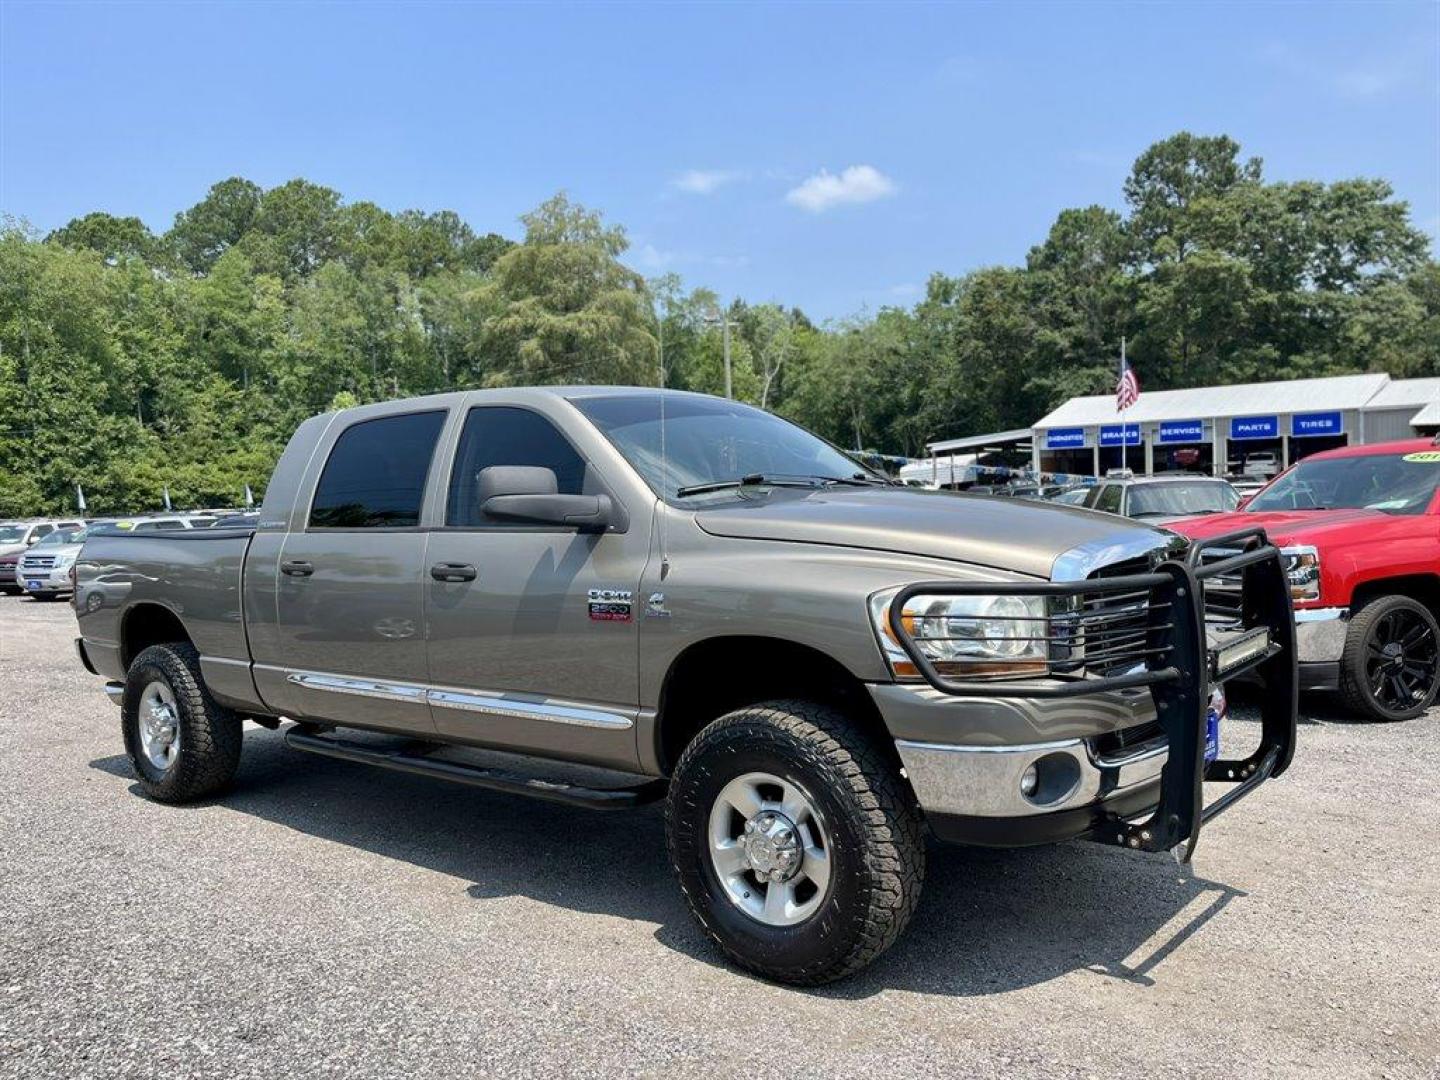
1236 495 1252 509
477 466 612 532
25 535 38 546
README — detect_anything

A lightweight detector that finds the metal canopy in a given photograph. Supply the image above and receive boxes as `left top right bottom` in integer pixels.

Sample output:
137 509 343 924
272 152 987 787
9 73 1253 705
927 428 1034 454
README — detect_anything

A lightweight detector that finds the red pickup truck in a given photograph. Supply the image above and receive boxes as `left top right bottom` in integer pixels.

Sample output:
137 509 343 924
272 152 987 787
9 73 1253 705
1171 437 1440 723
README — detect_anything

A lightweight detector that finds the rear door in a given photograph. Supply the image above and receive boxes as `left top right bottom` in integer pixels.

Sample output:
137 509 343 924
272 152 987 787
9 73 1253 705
422 403 650 770
266 408 447 735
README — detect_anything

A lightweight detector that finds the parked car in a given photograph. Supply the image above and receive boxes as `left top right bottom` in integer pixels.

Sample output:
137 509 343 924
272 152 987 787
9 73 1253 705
0 518 85 593
1076 475 1241 524
102 515 209 533
1242 451 1280 479
1048 486 1093 506
74 388 1297 985
1171 437 1440 722
17 524 89 600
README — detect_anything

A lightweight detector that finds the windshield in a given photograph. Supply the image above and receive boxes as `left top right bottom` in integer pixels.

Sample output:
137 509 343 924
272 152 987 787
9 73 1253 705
0 525 28 543
574 394 881 501
35 527 87 546
1248 452 1440 515
1128 482 1240 518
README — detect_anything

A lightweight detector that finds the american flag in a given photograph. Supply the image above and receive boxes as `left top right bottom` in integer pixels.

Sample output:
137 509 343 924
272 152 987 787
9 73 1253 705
1115 342 1140 412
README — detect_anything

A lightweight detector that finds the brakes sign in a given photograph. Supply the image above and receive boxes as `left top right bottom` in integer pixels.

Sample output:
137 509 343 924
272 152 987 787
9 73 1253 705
587 588 633 621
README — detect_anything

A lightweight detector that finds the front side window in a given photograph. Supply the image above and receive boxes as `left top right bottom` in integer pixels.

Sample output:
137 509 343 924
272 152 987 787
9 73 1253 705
1248 453 1440 516
446 407 587 526
310 411 446 528
1093 485 1123 513
0 525 27 543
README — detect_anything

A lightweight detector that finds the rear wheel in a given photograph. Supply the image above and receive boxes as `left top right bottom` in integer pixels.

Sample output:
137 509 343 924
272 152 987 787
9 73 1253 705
122 643 243 801
1339 596 1440 722
666 700 925 985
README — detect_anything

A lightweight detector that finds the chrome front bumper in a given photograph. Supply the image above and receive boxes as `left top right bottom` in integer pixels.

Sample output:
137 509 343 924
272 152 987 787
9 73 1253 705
1294 607 1348 664
895 732 1167 819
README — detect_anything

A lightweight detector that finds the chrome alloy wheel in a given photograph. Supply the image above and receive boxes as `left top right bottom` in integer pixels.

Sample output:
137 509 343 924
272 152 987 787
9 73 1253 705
707 771 832 927
137 680 181 772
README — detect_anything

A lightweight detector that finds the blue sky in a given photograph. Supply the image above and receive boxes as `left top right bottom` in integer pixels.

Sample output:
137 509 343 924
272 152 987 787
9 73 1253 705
2 1 1436 319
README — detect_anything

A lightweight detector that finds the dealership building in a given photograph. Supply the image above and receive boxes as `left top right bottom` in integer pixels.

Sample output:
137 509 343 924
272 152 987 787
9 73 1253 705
1018 372 1439 479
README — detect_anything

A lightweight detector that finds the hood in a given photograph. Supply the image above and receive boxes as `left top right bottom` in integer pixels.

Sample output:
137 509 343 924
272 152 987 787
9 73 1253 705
19 542 83 561
694 487 1172 579
1168 508 1413 547
0 543 29 559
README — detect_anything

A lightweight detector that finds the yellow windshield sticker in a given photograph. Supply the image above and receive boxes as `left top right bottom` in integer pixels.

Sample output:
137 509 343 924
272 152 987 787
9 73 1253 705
1401 451 1440 463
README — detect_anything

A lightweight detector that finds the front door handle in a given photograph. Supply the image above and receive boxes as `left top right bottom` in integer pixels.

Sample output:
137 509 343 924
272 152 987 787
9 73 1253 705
430 562 477 583
281 559 314 577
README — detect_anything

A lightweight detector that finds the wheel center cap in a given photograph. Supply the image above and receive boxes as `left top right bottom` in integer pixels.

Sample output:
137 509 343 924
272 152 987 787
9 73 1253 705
1383 643 1405 669
738 811 801 881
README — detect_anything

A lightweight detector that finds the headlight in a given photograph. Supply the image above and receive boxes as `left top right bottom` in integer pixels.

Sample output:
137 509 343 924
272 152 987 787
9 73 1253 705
869 589 1050 680
1281 546 1320 602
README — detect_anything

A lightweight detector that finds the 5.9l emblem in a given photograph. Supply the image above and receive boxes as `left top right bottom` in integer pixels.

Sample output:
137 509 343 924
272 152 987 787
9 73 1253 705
587 588 633 622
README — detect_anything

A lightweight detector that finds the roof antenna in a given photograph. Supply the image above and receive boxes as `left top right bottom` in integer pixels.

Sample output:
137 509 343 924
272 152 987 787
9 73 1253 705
657 342 670 580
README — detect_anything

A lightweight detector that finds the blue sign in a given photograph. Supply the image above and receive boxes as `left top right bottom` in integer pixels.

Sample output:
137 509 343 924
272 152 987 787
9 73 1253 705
1045 427 1086 450
1291 411 1343 438
1158 419 1206 444
1230 415 1279 441
1098 423 1141 447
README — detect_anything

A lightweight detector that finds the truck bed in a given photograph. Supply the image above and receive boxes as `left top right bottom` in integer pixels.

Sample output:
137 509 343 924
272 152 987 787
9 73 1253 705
76 526 260 710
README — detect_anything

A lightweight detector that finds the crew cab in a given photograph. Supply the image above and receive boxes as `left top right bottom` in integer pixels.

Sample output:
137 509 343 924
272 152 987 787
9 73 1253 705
73 388 1298 984
1171 437 1440 722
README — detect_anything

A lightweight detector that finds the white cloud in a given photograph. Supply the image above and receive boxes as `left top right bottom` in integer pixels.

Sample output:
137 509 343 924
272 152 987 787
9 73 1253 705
631 243 749 272
672 169 742 195
785 165 896 213
888 283 921 298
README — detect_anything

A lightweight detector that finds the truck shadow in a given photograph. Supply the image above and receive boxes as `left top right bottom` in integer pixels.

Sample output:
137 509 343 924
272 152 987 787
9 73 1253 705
90 729 1245 1000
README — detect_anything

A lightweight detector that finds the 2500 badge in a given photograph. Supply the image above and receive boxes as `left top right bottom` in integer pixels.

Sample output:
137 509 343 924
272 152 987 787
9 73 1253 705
587 588 633 622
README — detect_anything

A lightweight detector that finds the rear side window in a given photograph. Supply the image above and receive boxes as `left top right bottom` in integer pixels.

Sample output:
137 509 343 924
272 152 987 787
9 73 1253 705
446 407 587 526
310 411 446 528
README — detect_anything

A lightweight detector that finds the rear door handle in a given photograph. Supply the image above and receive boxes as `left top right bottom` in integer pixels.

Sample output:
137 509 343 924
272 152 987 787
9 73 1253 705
430 562 477 582
280 559 314 577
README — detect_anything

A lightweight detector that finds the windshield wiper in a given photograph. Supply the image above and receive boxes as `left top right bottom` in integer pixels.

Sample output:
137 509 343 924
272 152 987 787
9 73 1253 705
675 473 823 498
822 473 896 488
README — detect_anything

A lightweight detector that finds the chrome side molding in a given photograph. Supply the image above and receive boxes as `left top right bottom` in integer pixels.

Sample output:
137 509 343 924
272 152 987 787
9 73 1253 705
426 688 632 730
286 672 429 704
285 670 633 730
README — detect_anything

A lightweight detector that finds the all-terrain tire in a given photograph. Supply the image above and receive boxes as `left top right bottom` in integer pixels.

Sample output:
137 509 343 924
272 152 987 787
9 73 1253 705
666 699 925 985
1339 595 1440 722
122 642 243 801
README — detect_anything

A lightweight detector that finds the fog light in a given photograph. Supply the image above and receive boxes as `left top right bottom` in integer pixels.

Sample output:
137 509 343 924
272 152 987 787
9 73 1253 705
1020 764 1039 797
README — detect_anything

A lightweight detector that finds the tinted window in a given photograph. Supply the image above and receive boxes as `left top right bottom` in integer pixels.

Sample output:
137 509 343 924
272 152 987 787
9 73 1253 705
310 411 446 528
446 407 588 527
32 524 53 539
136 519 184 531
1093 485 1123 513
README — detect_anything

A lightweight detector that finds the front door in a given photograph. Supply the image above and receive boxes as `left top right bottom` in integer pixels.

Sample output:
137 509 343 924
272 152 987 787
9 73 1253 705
268 408 448 735
423 404 650 770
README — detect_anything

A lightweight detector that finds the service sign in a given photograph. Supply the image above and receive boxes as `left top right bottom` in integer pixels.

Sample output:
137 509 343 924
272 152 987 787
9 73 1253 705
1098 423 1141 447
1291 411 1343 438
1229 415 1279 441
1158 419 1206 444
1045 427 1086 450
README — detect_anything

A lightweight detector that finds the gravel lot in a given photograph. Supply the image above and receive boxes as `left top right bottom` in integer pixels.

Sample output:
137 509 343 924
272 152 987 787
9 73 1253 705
2 595 1437 1079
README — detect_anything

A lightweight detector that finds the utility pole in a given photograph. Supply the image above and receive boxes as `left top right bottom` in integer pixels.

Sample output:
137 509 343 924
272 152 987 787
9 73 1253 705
704 304 738 399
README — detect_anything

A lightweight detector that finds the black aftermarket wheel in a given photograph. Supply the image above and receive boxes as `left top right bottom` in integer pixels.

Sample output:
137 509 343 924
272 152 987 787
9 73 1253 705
122 643 244 801
665 700 925 985
1339 596 1440 722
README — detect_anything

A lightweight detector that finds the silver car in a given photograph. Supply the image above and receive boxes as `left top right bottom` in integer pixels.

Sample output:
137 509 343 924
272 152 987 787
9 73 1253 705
17 524 89 600
0 518 85 593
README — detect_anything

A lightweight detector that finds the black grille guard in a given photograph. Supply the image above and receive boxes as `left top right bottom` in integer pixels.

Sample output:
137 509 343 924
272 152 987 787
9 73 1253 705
886 527 1298 862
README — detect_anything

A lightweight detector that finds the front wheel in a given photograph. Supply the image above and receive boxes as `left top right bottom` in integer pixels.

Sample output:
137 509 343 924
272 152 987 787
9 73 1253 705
1339 596 1440 722
122 643 243 801
665 700 925 985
